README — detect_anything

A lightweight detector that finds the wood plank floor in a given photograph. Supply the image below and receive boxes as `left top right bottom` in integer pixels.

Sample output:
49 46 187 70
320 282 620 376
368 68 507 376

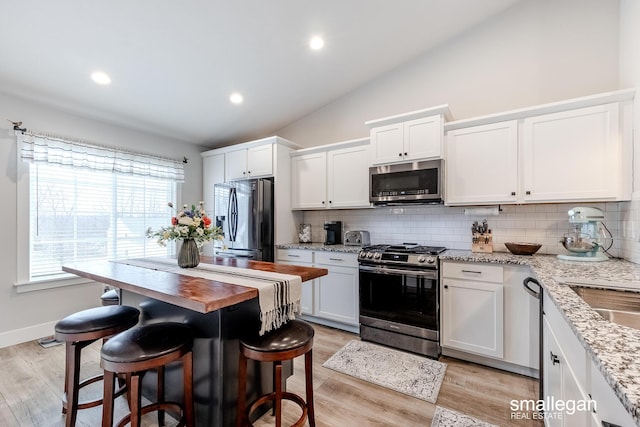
0 324 541 426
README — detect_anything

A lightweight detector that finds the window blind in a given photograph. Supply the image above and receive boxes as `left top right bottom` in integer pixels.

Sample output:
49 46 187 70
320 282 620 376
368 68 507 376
19 132 184 182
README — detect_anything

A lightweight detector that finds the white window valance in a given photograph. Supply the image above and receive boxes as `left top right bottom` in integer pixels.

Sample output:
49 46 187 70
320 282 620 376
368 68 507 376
18 132 185 182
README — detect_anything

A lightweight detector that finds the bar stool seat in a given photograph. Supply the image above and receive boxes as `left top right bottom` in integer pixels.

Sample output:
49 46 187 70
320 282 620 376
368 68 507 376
237 319 315 427
55 305 140 427
101 322 195 427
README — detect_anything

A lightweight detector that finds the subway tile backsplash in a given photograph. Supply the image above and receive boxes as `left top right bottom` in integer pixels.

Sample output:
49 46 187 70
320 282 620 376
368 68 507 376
301 202 625 259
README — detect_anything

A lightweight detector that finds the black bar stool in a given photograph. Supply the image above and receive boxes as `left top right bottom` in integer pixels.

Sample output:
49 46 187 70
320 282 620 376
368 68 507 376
101 322 195 427
54 305 140 427
236 319 316 427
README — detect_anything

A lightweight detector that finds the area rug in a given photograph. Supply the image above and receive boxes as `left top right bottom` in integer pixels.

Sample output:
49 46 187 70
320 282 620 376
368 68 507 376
322 340 446 403
431 406 497 427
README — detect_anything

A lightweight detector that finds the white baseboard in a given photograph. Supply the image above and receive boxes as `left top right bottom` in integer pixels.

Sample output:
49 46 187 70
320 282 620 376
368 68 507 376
0 320 58 349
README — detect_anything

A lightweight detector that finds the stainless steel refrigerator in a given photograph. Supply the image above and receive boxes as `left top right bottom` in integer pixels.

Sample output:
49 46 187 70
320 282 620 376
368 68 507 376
213 178 274 262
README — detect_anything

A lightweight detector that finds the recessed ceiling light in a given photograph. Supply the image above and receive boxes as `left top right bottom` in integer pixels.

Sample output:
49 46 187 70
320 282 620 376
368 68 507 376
230 92 243 105
309 36 325 51
91 71 111 85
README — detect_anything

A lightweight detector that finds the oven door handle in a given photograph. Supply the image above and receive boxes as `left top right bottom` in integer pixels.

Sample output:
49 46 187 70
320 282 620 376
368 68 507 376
359 264 437 279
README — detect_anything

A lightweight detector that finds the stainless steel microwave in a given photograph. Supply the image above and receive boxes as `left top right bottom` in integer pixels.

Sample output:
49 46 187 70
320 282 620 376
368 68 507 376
369 159 443 205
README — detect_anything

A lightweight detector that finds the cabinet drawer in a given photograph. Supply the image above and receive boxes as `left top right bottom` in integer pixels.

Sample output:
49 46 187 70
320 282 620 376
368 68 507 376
315 251 358 268
441 262 504 283
276 249 313 264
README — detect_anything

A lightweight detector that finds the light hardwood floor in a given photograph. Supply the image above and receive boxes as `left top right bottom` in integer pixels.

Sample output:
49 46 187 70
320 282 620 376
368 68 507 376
0 324 541 426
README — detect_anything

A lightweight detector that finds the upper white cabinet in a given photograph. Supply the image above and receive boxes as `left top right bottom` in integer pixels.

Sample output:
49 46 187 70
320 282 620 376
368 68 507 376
225 143 273 181
365 105 451 165
446 121 518 205
444 89 634 205
291 138 370 210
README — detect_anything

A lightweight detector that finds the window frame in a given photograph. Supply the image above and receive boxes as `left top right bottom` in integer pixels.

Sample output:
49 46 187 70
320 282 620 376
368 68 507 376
15 146 182 293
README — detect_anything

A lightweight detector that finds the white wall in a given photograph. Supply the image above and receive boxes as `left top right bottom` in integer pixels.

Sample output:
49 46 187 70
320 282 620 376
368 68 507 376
0 91 207 346
276 0 620 147
617 0 640 263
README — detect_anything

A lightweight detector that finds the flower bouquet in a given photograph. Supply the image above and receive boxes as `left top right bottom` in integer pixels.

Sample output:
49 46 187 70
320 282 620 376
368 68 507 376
147 201 223 267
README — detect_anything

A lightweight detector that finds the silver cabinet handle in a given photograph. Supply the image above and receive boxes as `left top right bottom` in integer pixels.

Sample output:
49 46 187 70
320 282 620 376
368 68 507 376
329 257 343 261
461 270 482 274
287 254 300 258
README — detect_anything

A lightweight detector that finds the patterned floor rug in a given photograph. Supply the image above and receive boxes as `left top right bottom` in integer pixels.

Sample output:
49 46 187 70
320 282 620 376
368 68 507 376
322 340 447 403
431 406 497 427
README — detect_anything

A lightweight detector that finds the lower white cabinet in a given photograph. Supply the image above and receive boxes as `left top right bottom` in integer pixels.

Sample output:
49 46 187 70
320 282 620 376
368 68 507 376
441 261 538 374
276 249 359 332
543 291 636 427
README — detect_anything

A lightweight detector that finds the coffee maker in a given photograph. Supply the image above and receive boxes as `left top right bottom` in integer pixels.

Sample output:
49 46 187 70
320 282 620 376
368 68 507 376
324 221 342 245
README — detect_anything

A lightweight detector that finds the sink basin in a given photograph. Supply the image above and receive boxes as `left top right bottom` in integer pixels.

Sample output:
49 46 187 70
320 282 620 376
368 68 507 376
569 285 640 329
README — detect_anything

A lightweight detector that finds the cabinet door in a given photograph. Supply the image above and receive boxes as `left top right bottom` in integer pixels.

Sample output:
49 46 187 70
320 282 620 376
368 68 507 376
202 154 225 256
522 103 619 202
542 316 564 427
291 152 327 209
404 115 442 161
370 123 404 165
225 149 248 181
327 144 370 208
441 278 504 358
445 121 518 205
247 144 273 178
314 265 359 325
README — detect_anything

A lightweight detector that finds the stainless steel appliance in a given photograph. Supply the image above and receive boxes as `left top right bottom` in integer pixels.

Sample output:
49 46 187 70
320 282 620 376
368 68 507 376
369 159 443 205
344 230 370 246
214 178 274 261
358 243 446 359
323 221 342 245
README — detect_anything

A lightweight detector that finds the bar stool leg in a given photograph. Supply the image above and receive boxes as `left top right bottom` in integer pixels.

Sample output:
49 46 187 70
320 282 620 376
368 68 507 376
182 352 195 426
157 366 165 426
130 374 142 427
236 352 248 427
274 361 282 427
102 370 116 427
305 350 316 427
64 342 82 427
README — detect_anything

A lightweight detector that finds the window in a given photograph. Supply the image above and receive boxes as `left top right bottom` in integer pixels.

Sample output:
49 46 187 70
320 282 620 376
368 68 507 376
28 163 176 280
16 132 184 290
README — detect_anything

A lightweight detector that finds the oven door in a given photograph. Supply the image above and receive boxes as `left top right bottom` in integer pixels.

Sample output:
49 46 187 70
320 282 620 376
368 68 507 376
359 264 439 334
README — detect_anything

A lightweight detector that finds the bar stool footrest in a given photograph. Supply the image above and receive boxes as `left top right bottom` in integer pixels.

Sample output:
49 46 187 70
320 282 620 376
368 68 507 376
247 392 308 427
115 401 186 427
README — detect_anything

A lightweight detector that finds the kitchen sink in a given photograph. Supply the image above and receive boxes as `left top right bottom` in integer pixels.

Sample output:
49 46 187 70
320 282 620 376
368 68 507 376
568 285 640 330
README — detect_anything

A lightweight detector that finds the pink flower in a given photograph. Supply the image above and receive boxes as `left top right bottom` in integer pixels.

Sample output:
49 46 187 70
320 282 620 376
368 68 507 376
171 217 178 225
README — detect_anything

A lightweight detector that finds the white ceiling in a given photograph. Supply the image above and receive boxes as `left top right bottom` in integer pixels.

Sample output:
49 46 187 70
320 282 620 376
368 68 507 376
0 0 521 147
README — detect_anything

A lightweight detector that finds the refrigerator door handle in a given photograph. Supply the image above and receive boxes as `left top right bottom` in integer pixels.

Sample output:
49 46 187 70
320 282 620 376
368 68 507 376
228 187 238 242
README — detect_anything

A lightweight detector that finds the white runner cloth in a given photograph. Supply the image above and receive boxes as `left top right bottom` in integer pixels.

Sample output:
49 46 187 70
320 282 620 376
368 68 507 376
112 257 302 335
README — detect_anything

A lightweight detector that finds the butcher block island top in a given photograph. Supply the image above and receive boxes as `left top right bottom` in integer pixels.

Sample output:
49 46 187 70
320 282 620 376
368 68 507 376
62 255 328 313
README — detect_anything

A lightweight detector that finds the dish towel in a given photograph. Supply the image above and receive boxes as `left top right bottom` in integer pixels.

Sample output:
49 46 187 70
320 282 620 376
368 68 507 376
112 257 302 335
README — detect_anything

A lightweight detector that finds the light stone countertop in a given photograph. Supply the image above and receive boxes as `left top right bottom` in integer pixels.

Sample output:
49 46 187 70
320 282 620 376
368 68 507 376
441 250 640 425
276 243 363 254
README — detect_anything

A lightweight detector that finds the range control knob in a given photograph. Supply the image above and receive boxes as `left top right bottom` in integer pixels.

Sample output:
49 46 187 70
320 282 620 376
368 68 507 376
426 256 436 264
366 252 374 259
417 255 426 263
373 252 381 260
359 251 367 258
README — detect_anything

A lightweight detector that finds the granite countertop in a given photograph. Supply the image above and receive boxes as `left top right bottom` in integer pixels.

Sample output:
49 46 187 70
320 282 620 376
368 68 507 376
276 243 363 254
441 250 640 425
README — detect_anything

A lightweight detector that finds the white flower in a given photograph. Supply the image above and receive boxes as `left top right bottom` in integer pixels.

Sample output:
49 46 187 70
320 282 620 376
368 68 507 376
178 216 195 226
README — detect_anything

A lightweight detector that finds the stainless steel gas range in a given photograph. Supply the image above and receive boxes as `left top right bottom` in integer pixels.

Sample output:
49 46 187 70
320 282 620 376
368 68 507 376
358 244 445 359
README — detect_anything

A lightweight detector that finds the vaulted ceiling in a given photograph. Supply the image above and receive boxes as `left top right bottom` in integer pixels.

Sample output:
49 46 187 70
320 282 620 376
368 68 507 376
0 0 521 147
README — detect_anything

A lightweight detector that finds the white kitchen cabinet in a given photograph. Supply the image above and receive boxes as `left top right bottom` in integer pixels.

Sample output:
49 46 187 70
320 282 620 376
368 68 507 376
291 138 370 210
441 261 538 374
441 264 504 359
225 143 273 181
445 121 518 205
444 90 634 205
522 103 619 203
589 360 636 427
314 252 359 326
275 249 314 314
275 249 359 332
291 152 327 209
201 153 225 257
366 106 451 165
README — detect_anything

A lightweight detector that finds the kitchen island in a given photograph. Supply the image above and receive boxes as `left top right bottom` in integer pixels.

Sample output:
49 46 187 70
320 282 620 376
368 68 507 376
63 256 328 427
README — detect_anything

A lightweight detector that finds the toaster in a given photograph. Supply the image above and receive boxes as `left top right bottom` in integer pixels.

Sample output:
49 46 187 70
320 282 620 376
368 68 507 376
344 230 371 246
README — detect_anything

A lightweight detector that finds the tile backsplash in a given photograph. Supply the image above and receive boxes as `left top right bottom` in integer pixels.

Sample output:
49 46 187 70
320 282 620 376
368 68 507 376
301 202 623 258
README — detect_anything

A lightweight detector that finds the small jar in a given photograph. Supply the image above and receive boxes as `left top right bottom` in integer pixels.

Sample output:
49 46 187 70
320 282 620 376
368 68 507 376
298 224 312 243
